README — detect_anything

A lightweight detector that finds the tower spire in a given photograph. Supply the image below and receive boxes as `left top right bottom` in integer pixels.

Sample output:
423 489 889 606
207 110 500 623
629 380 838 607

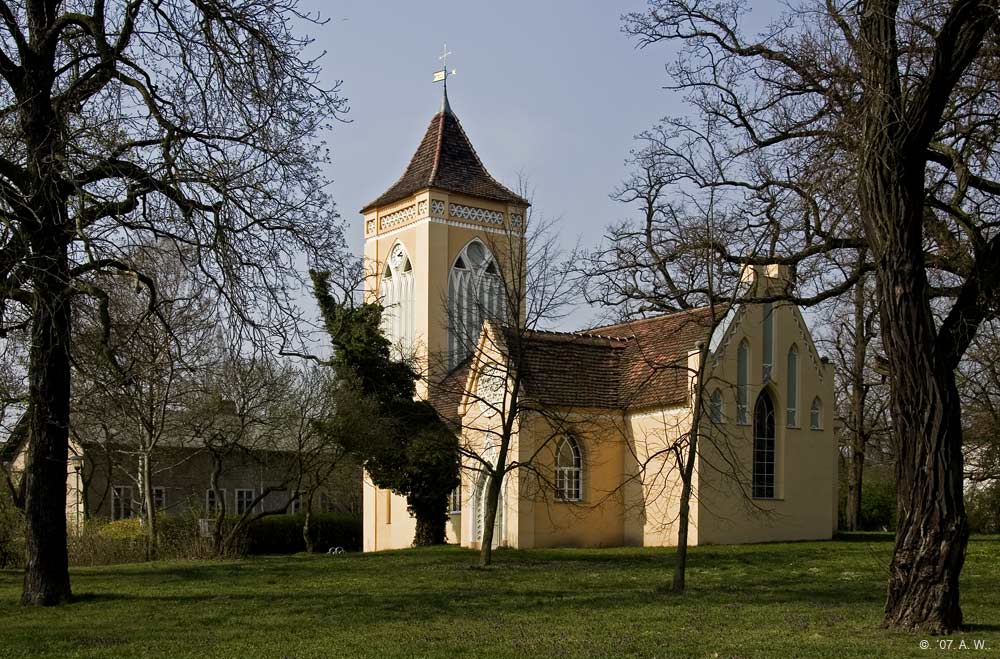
433 44 456 114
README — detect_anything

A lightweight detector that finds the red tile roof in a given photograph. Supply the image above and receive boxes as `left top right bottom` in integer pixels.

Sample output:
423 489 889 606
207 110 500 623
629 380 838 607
361 109 529 213
428 307 719 420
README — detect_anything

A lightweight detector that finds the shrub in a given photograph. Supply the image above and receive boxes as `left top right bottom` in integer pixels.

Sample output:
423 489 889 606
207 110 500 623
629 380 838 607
859 476 897 531
0 484 24 569
244 513 361 555
967 482 1000 534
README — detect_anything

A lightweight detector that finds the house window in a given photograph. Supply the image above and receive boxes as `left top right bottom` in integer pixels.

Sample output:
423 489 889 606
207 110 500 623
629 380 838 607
450 486 462 514
381 242 416 356
786 345 798 427
206 489 226 516
709 389 723 423
762 302 774 382
112 486 133 520
448 239 504 368
153 487 166 511
321 492 335 513
752 391 776 499
290 491 303 515
235 489 255 515
810 397 823 430
555 437 582 502
736 340 749 424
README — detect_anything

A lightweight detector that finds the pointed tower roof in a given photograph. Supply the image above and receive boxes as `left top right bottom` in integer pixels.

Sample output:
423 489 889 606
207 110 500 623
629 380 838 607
361 106 529 213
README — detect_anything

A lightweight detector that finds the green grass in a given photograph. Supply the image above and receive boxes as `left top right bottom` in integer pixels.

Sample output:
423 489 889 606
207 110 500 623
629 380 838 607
1 538 998 658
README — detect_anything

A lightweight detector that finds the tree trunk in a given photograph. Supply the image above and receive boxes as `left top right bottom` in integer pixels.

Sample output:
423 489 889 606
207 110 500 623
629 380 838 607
303 493 314 553
140 451 157 559
860 155 968 632
845 274 869 532
413 506 446 547
21 235 73 606
845 446 865 531
478 471 502 567
672 343 710 593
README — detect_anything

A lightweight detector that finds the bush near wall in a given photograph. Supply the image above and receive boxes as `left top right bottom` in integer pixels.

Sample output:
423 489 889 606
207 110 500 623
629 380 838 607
244 513 361 554
967 481 1000 534
0 487 23 569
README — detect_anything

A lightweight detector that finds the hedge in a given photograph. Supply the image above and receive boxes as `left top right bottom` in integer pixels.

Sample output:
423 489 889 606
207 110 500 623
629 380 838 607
244 513 361 554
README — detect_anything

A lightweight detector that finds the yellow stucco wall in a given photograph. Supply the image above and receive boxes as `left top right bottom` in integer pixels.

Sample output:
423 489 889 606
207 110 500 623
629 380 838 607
695 295 838 544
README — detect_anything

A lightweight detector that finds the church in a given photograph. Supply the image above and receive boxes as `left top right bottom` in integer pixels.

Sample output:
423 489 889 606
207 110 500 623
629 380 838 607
360 85 838 552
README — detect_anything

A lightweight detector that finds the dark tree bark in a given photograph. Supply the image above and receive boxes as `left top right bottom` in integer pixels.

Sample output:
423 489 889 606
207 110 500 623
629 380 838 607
478 471 502 567
845 276 871 532
21 235 72 606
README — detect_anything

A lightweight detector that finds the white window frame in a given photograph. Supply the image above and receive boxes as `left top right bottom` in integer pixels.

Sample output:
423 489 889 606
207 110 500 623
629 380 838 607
235 488 255 516
152 486 166 512
786 345 799 427
555 437 583 502
380 242 416 355
810 397 823 430
709 388 723 423
112 485 133 520
448 239 504 368
736 339 750 425
205 488 227 516
449 486 462 514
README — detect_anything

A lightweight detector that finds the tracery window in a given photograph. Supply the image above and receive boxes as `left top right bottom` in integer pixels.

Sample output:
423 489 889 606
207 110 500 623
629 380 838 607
709 389 723 423
448 240 503 367
381 242 416 355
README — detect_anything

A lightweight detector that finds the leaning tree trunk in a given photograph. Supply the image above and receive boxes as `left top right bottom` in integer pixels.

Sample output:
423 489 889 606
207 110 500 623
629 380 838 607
860 163 968 632
478 471 502 567
21 232 73 606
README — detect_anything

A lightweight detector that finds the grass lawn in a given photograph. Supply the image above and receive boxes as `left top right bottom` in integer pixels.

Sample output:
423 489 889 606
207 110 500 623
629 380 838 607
0 537 998 658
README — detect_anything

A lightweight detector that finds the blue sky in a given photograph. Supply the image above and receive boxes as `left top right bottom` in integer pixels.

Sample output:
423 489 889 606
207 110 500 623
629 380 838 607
298 1 780 328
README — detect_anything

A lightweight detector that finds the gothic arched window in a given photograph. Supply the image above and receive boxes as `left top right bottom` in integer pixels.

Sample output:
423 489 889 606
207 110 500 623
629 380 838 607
448 240 503 367
786 345 798 427
555 436 582 501
736 340 750 424
753 391 776 499
381 242 415 355
810 397 823 430
709 388 723 423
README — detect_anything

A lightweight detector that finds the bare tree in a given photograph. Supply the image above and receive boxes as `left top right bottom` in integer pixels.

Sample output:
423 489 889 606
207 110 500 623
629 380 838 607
816 273 893 531
0 2 348 604
623 0 1000 632
583 125 788 592
71 242 217 554
432 201 580 567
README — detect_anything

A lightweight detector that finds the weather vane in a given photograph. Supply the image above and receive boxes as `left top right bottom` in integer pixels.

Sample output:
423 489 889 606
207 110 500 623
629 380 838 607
433 43 457 85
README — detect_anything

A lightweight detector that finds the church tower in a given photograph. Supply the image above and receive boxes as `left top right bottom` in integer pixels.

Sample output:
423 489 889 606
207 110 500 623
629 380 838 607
361 87 528 551
361 90 529 386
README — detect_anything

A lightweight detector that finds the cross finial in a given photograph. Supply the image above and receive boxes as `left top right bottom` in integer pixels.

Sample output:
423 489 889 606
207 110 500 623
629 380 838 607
433 44 457 113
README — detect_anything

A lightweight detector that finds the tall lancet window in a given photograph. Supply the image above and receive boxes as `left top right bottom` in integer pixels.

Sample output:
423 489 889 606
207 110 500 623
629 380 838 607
786 345 798 427
380 243 415 355
448 239 504 368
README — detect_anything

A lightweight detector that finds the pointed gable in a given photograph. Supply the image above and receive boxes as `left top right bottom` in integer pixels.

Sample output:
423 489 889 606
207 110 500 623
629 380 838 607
361 108 529 213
